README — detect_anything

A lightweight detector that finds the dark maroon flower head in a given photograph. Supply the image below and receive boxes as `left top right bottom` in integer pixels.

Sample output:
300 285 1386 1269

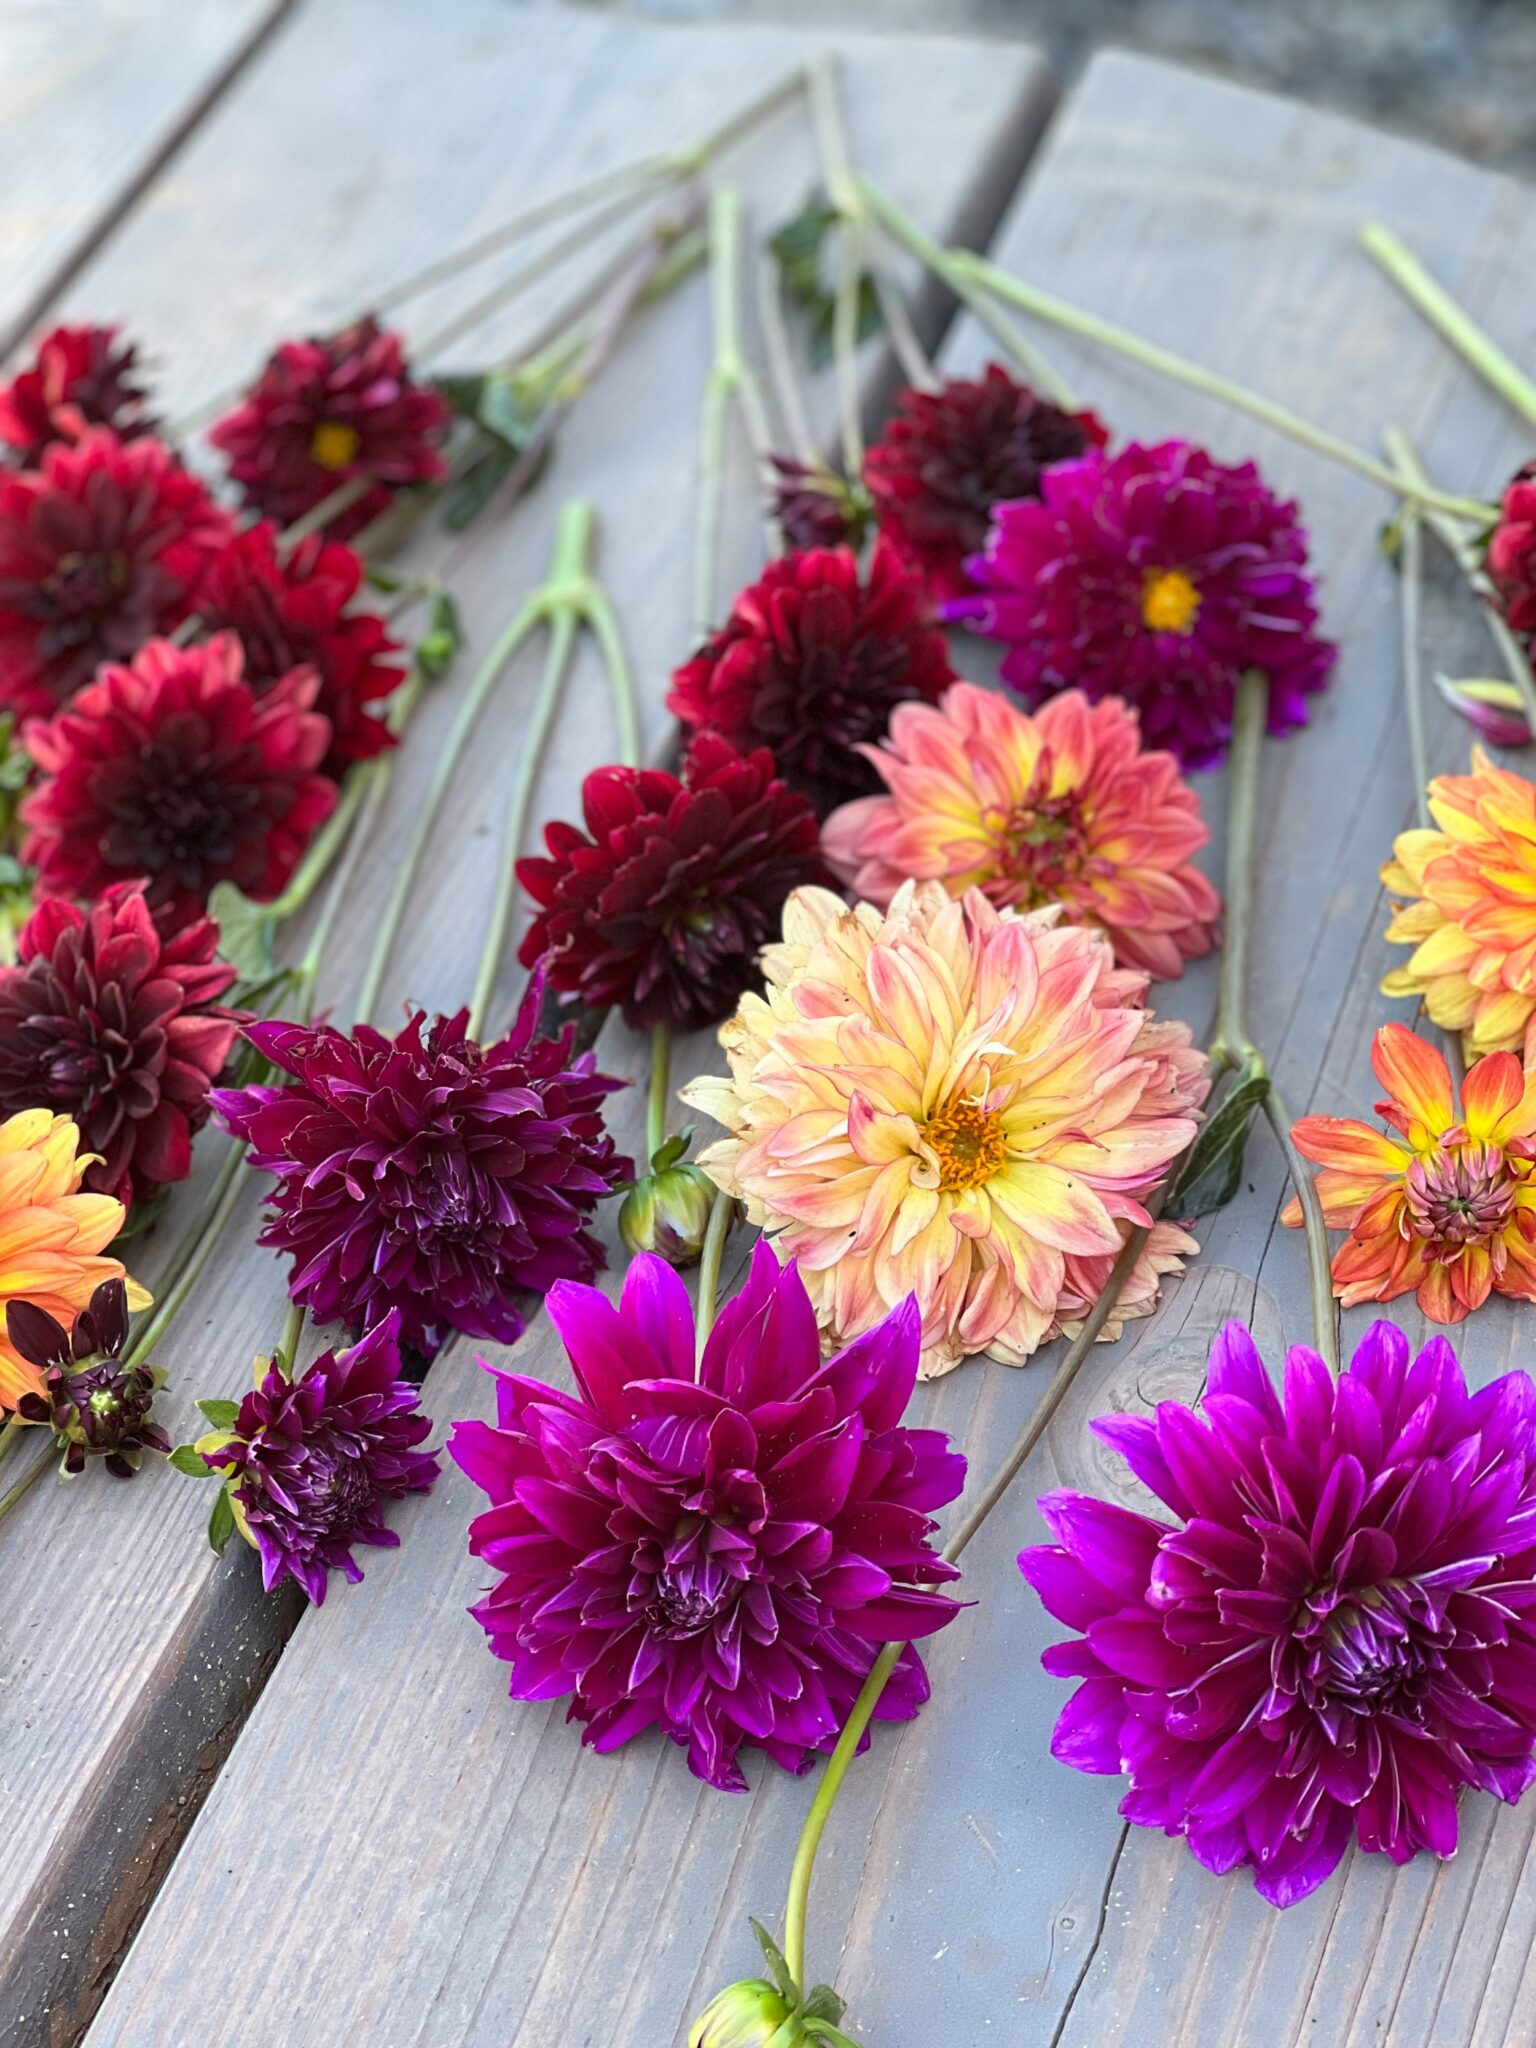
865 365 1109 607
768 455 872 553
203 1310 439 1602
209 316 450 541
196 520 403 774
10 1278 169 1476
0 325 157 467
20 631 337 931
213 986 630 1363
517 731 826 1032
451 1242 965 1791
0 882 243 1207
0 428 231 720
1487 460 1536 638
668 540 958 816
1020 1319 1536 1909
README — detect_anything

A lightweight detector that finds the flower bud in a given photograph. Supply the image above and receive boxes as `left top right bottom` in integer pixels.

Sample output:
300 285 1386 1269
688 1979 797 2048
618 1156 718 1266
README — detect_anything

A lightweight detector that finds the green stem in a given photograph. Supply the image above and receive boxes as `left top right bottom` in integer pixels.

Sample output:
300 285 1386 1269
0 1443 50 1526
128 1139 248 1359
1211 669 1265 1068
1383 430 1431 830
279 475 373 549
581 584 641 769
1263 1083 1338 1373
695 184 778 635
646 1024 672 1166
276 1301 306 1377
0 1414 22 1466
694 1189 735 1363
266 763 373 924
122 1145 251 1371
808 54 865 476
1361 223 1536 430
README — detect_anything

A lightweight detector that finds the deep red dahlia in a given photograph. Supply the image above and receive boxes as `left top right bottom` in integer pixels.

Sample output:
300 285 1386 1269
517 731 826 1031
196 521 402 773
0 325 157 466
20 631 336 929
210 316 450 541
0 882 242 1207
1488 460 1536 637
0 428 231 719
864 366 1109 606
667 541 957 816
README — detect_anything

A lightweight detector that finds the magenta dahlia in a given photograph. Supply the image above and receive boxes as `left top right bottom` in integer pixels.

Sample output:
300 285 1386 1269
1021 1319 1536 1907
451 1242 965 1791
210 316 450 541
864 366 1108 606
20 631 336 929
213 988 629 1363
667 541 957 815
0 428 231 719
517 731 826 1031
948 440 1337 769
0 324 157 466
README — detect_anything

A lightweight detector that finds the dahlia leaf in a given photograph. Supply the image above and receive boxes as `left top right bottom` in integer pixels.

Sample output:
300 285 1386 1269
207 1484 236 1554
441 441 518 532
207 880 277 984
196 1398 241 1430
168 1443 212 1478
769 194 882 370
1173 1060 1269 1218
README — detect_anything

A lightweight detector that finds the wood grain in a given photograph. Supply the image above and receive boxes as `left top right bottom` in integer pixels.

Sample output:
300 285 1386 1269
0 5 1053 2045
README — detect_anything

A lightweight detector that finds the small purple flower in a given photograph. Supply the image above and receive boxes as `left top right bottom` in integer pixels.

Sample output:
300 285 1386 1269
203 1311 439 1602
9 1278 169 1477
451 1242 966 1791
1020 1320 1536 1907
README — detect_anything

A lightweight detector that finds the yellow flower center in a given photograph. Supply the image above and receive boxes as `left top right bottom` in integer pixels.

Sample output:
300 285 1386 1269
310 419 361 471
1141 567 1201 636
926 1099 1008 1193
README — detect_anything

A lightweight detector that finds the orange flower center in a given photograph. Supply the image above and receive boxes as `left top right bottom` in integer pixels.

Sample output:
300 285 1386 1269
1141 567 1201 636
926 1099 1008 1193
310 419 361 471
1403 1139 1519 1247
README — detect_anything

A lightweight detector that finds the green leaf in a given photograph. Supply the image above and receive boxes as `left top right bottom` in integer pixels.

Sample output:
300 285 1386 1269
207 1485 237 1554
441 441 518 533
1172 1061 1270 1219
207 880 276 984
650 1127 694 1174
769 193 883 370
414 588 464 679
196 1398 241 1430
433 372 488 420
169 1443 212 1478
476 370 541 450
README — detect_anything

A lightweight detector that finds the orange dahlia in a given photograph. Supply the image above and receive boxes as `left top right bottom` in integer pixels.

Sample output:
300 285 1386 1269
1382 750 1536 1056
681 881 1207 1376
821 684 1219 979
1285 1022 1536 1324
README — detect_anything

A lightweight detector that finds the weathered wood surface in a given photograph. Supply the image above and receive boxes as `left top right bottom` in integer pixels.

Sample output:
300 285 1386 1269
0 5 1053 2045
0 0 291 352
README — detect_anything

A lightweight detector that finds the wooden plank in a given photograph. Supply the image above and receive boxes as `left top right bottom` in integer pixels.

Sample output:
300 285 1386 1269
0 0 292 352
0 6 1053 2046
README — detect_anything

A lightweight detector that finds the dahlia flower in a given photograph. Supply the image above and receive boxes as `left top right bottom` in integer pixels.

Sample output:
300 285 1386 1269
518 732 826 1032
0 1108 149 1413
20 631 336 929
822 684 1219 979
1023 1317 1536 1906
947 441 1336 769
451 1243 964 1790
768 454 871 552
0 324 156 465
0 428 230 718
1287 1022 1536 1323
213 989 628 1362
1488 461 1536 638
210 316 450 540
668 542 957 815
199 1311 439 1602
9 1279 168 1476
681 882 1207 1376
864 365 1107 606
196 521 403 772
1382 749 1536 1056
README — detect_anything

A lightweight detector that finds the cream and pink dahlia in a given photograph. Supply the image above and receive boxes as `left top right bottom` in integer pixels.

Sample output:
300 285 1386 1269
681 882 1207 1377
821 684 1219 980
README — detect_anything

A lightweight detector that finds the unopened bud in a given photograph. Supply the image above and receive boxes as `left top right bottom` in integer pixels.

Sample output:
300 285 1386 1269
618 1154 717 1267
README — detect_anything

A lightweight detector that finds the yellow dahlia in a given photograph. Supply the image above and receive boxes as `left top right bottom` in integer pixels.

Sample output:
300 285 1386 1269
1382 749 1536 1056
681 882 1208 1377
0 1108 149 1412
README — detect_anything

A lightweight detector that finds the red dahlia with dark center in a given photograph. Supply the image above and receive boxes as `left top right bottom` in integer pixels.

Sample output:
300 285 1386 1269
517 731 827 1031
0 428 231 719
0 325 157 466
20 631 337 930
666 541 957 817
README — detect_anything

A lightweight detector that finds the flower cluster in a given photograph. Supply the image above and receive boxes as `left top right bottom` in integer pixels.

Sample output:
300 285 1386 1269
0 325 156 466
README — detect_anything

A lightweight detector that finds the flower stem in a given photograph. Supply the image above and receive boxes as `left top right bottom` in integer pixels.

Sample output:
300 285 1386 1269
122 1138 252 1372
581 582 642 769
266 762 374 925
696 183 779 636
694 1188 735 1364
279 476 373 549
1262 1082 1338 1372
1361 223 1536 430
0 1443 50 1526
0 1414 23 1466
808 53 866 477
1383 429 1431 830
276 1301 306 1377
646 1024 672 1165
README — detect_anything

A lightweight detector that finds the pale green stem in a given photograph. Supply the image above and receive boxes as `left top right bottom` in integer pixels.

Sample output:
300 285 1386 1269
646 1024 671 1166
265 763 373 925
694 1189 735 1364
122 1151 251 1371
581 584 642 769
0 1415 22 1466
0 1443 50 1525
1383 430 1431 830
276 1301 306 1377
758 248 818 463
279 475 373 549
1361 223 1536 430
695 184 778 635
1263 1083 1338 1373
808 53 866 476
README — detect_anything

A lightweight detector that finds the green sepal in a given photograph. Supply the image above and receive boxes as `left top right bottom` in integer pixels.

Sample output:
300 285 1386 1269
168 1444 212 1479
413 588 463 678
207 1484 237 1554
802 1985 848 2025
1172 1058 1270 1219
196 1398 241 1430
651 1126 695 1174
750 1921 798 2005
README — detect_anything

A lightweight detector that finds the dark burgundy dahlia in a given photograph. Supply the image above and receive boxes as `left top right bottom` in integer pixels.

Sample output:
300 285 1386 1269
1021 1319 1536 1908
451 1242 965 1791
864 365 1108 606
0 324 157 466
0 428 231 719
213 988 630 1362
517 731 825 1032
210 316 450 541
0 883 242 1208
10 1279 169 1477
667 541 957 816
201 1311 439 1602
20 631 336 930
768 455 872 552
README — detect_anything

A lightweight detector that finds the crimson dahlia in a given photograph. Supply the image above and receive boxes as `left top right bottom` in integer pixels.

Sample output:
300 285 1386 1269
0 324 156 466
1488 460 1536 638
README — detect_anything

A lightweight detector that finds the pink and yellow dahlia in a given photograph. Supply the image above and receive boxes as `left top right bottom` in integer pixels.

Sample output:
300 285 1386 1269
1382 750 1536 1057
821 685 1219 979
681 882 1207 1376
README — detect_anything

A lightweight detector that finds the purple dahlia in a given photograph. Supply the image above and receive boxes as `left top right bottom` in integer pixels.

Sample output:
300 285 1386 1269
947 440 1336 769
451 1242 966 1791
213 984 629 1362
1020 1319 1536 1907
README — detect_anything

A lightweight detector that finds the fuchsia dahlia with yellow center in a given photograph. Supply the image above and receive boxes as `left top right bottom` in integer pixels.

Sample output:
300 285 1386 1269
682 882 1208 1377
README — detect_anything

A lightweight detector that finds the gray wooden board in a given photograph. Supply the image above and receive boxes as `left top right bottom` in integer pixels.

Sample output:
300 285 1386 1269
0 0 291 354
0 3 1053 2044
